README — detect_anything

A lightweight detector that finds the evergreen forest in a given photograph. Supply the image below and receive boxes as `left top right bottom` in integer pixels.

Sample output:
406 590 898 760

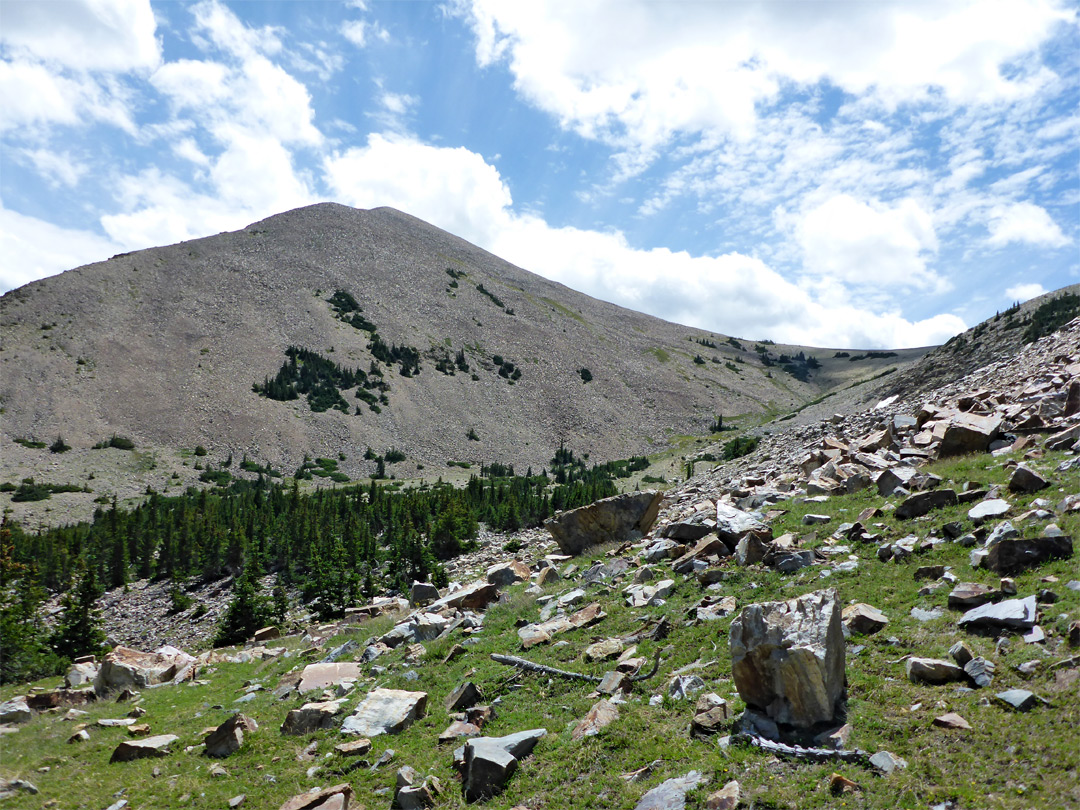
0 447 638 682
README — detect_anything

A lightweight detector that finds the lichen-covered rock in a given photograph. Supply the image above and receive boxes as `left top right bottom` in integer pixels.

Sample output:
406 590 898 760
729 588 845 728
341 689 427 737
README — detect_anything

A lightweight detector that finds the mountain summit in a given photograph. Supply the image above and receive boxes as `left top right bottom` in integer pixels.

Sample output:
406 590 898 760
1 203 922 523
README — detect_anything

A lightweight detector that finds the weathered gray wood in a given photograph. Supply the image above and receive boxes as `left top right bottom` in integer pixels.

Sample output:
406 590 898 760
733 733 872 765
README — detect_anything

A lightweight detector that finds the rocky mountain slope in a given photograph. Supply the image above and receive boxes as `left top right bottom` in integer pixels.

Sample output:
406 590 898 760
2 313 1078 810
1 203 922 528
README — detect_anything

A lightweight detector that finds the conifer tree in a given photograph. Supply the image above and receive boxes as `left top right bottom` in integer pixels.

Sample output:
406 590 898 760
50 560 108 663
212 566 272 648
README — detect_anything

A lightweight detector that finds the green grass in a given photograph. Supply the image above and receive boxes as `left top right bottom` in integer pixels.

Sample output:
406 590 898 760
1 450 1077 809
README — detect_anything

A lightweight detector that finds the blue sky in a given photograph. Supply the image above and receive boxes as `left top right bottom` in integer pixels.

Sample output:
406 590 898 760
1 0 1077 348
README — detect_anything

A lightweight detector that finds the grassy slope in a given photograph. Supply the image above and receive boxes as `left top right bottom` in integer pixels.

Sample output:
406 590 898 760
1 448 1078 810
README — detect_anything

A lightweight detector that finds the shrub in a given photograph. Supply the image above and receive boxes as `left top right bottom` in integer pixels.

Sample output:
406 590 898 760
194 445 208 456
49 436 71 453
579 367 592 383
467 428 480 441
722 435 759 460
385 448 406 463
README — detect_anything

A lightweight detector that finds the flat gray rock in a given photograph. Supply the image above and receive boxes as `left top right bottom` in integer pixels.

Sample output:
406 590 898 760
967 499 1010 523
341 689 427 737
633 770 707 810
545 491 663 555
958 595 1037 632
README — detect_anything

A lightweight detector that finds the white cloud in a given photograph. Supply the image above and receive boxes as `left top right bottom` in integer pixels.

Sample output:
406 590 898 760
341 19 389 48
0 205 120 290
987 201 1071 248
191 0 281 61
19 148 87 188
0 60 135 133
324 133 512 247
458 0 1073 166
1005 282 1047 302
325 135 961 347
0 0 161 72
795 194 945 291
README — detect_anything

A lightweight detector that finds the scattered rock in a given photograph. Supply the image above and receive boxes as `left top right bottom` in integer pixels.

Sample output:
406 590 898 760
1008 464 1050 493
205 714 256 757
994 689 1044 712
947 583 997 609
279 783 353 810
633 770 707 810
933 712 971 730
109 734 179 763
690 693 732 736
341 689 427 737
461 729 546 802
705 779 741 809
409 581 440 606
486 561 531 588
984 535 1073 574
968 499 1010 523
729 588 845 728
958 595 1037 632
297 663 365 694
282 701 345 736
906 658 966 684
571 700 619 741
94 646 196 695
842 603 888 635
0 697 32 724
445 682 483 712
896 489 958 520
869 750 907 775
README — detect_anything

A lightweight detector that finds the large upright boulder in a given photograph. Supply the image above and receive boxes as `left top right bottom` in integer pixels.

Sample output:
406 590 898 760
460 729 546 802
545 491 663 555
729 588 845 728
985 535 1072 574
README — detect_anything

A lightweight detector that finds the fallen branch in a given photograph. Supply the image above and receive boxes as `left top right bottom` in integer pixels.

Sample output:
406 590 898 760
491 650 664 684
490 654 602 683
732 733 872 766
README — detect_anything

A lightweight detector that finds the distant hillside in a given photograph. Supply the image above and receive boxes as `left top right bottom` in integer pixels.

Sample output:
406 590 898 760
881 284 1080 402
1 203 923 526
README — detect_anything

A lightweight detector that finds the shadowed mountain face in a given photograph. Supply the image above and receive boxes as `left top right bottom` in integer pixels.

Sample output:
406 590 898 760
1 203 925 522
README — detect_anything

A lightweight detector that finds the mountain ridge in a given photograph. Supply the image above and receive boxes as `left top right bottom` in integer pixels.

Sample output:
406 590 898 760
3 202 924 526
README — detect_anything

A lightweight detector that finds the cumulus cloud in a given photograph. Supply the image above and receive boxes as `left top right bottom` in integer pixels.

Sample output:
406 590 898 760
1005 282 1047 302
0 0 161 72
987 201 1071 248
457 0 1073 166
325 135 960 347
19 148 87 188
0 205 121 290
794 194 946 292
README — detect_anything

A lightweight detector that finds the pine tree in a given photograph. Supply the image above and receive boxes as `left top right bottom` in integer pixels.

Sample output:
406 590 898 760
0 522 62 683
50 560 108 663
212 567 272 648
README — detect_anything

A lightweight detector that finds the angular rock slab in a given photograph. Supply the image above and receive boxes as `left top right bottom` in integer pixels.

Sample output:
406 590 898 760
895 489 958 519
205 714 257 757
279 783 353 810
0 697 32 724
571 700 619 741
545 491 663 555
461 729 546 803
937 412 1002 457
985 535 1073 574
298 663 364 694
341 689 427 737
968 499 1010 523
729 588 845 728
958 596 1037 633
906 657 965 684
109 734 179 763
633 770 707 810
428 580 499 613
842 603 888 635
282 701 345 735
94 646 196 694
714 503 770 545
